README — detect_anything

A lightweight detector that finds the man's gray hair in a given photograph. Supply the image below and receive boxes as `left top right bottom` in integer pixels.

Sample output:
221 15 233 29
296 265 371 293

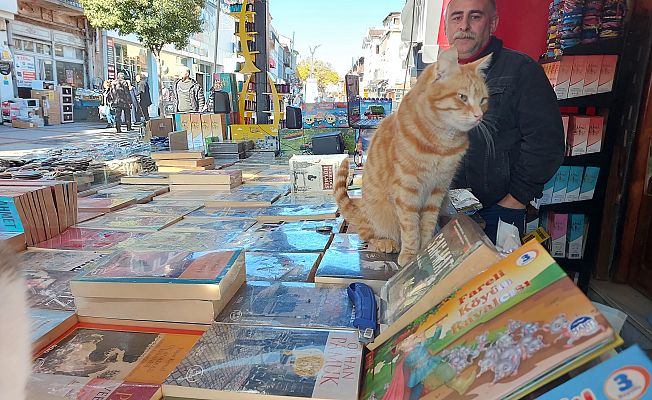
117 72 125 79
179 66 191 75
445 0 497 18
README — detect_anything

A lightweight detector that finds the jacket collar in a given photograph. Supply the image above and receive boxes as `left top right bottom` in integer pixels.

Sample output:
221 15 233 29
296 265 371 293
458 36 503 69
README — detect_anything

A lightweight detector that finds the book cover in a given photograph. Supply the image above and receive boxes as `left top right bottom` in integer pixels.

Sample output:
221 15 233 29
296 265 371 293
25 269 77 310
77 214 183 232
232 228 332 253
549 212 569 258
329 234 368 251
251 219 345 234
361 242 615 400
0 196 25 232
255 203 339 222
537 345 652 400
169 170 243 185
582 55 603 96
28 373 162 400
154 190 221 201
568 56 588 98
587 115 604 154
19 249 106 272
578 167 600 201
77 197 136 213
30 308 76 345
98 184 169 196
314 249 400 290
35 228 149 251
216 281 353 329
540 175 556 206
165 218 256 233
245 252 321 282
569 116 590 156
163 324 362 400
275 193 339 206
598 55 618 93
34 322 203 384
116 230 241 252
244 175 292 185
86 192 152 204
184 206 264 220
121 173 170 185
116 203 203 216
552 166 571 204
567 214 586 260
565 166 585 203
204 190 284 208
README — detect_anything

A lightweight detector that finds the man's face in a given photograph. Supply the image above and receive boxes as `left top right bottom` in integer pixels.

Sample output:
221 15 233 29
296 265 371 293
445 0 498 59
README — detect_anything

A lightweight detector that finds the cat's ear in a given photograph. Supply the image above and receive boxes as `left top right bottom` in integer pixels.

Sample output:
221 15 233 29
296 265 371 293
471 53 493 78
435 47 460 81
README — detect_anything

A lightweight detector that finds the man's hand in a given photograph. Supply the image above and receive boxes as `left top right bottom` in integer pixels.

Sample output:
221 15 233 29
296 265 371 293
497 194 525 209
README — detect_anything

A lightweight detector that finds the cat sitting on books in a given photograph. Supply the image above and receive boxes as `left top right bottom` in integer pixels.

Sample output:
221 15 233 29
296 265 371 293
335 47 492 266
0 241 30 399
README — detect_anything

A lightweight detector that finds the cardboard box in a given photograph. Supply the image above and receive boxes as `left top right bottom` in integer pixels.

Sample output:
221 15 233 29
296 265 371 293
12 120 34 129
289 154 349 192
598 55 618 93
583 55 603 96
567 214 585 259
540 174 556 205
180 113 191 132
147 117 174 137
210 114 228 141
565 166 584 203
578 166 600 201
554 57 574 100
168 130 188 151
587 116 604 154
189 114 204 151
548 212 568 258
552 166 570 204
201 114 215 140
568 116 590 156
568 56 588 98
545 61 560 88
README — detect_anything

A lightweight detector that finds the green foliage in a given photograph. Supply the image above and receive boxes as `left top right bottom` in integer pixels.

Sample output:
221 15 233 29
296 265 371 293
296 59 341 92
81 0 205 55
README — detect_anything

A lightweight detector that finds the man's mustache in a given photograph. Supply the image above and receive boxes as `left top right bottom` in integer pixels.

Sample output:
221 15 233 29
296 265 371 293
453 32 476 40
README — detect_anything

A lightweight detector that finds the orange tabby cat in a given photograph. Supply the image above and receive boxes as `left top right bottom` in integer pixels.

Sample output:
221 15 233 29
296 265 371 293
335 47 491 266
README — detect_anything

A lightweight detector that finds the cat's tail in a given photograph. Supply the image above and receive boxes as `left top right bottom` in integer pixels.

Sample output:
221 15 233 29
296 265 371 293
0 242 29 400
334 159 364 230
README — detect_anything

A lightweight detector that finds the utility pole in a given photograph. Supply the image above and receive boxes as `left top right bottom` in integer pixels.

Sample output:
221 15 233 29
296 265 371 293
308 44 321 78
213 0 221 78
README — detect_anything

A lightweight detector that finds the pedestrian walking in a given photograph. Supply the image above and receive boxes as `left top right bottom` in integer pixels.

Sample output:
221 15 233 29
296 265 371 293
136 73 151 121
174 66 205 113
109 72 133 133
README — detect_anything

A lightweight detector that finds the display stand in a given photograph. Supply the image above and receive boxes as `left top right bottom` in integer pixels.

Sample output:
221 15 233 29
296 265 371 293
58 86 74 124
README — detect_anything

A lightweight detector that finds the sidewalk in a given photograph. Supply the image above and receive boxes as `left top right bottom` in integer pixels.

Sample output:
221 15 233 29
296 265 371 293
0 122 142 159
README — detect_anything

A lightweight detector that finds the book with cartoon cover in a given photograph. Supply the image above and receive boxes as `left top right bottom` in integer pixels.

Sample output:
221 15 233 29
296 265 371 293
163 324 362 399
216 281 353 329
34 228 149 251
255 203 338 222
19 249 107 272
28 373 162 400
245 252 321 282
361 241 617 400
165 218 256 233
25 269 77 310
77 214 183 232
33 322 203 384
314 249 400 293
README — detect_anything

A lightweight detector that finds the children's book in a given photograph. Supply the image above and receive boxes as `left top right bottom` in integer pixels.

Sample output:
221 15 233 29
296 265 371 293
314 249 400 294
77 214 183 232
19 249 107 272
28 373 162 400
163 324 362 400
34 228 149 251
33 322 204 384
216 281 353 329
25 269 77 310
245 252 322 282
361 241 617 400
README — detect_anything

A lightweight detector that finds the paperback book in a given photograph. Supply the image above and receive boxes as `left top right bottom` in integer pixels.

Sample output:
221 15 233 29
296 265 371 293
116 230 241 252
34 228 149 251
77 214 183 232
183 207 264 220
28 374 162 400
314 249 400 294
115 203 203 216
25 269 77 310
30 309 77 353
230 227 332 253
164 218 256 233
163 324 362 400
255 203 338 222
245 252 322 282
203 190 284 208
19 249 107 272
216 281 353 329
77 197 136 213
328 233 368 251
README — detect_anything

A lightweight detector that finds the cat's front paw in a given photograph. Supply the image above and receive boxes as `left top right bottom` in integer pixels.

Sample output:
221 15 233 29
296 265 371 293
398 249 418 266
369 238 400 253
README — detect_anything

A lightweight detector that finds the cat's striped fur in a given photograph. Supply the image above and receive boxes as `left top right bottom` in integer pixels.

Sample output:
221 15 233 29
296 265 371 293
0 241 30 399
335 48 491 266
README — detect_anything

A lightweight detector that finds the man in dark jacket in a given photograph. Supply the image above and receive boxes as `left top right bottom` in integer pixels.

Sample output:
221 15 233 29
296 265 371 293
135 73 151 121
109 72 133 133
174 66 205 112
446 0 565 242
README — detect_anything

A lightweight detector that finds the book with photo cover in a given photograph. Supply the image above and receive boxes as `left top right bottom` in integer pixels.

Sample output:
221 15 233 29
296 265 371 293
25 268 77 310
245 252 321 282
33 322 204 384
314 250 400 294
163 324 362 400
77 214 183 232
34 228 149 251
216 281 353 329
19 249 107 272
28 373 162 400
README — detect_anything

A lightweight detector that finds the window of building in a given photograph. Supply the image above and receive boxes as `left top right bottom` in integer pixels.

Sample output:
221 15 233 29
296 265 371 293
13 38 21 50
22 40 34 52
56 61 84 88
41 59 54 81
394 17 400 25
54 44 64 57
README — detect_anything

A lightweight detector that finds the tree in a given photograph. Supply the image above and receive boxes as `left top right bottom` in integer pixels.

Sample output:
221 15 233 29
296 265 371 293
81 0 205 113
296 60 341 95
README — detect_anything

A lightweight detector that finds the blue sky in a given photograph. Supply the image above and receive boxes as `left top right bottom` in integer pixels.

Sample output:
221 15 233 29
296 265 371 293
269 0 406 76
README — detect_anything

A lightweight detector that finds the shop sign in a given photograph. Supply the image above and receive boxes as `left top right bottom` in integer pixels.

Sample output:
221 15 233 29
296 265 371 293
14 54 36 86
0 61 12 76
107 38 115 79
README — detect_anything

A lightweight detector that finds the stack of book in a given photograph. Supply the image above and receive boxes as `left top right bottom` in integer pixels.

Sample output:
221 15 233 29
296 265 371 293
168 169 243 191
207 141 251 162
151 150 216 173
0 180 77 245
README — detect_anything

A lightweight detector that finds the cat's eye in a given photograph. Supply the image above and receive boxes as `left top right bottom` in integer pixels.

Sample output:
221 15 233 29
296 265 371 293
459 94 468 102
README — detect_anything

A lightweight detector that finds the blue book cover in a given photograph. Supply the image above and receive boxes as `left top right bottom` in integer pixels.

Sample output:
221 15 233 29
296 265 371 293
566 166 585 202
30 309 76 343
538 345 652 400
579 167 601 201
552 166 571 203
0 197 24 232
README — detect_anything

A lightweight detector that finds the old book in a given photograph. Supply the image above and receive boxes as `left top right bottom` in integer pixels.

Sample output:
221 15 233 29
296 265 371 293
216 281 353 329
169 183 239 191
369 214 500 350
116 203 203 216
34 322 204 384
25 268 77 310
231 227 332 253
243 175 291 185
30 309 78 353
19 249 107 272
314 250 401 294
34 228 149 251
121 173 171 185
183 207 264 220
116 230 241 252
164 218 256 233
203 190 284 208
245 252 322 282
151 150 205 160
168 170 242 186
361 241 617 400
98 184 169 197
28 373 161 400
250 218 346 234
77 211 105 223
275 192 338 205
156 158 215 168
71 249 244 301
328 233 368 251
255 203 338 222
77 214 183 232
77 197 136 213
163 324 362 400
85 191 152 204
158 166 214 173
154 190 222 201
